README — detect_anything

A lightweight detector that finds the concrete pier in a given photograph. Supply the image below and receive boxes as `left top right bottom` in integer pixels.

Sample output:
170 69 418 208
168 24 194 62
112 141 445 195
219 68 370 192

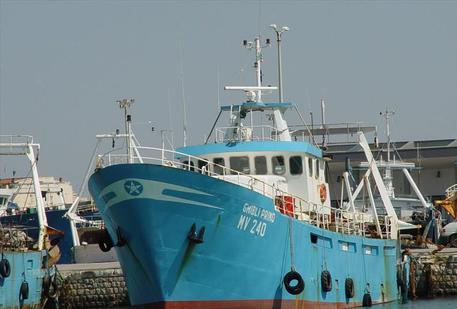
56 262 129 308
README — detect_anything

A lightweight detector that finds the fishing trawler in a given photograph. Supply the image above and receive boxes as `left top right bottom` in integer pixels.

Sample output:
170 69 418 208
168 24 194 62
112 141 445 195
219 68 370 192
0 135 58 308
87 33 404 308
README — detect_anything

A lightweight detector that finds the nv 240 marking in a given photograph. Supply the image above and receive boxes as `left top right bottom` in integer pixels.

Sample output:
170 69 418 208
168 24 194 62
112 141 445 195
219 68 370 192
237 215 267 237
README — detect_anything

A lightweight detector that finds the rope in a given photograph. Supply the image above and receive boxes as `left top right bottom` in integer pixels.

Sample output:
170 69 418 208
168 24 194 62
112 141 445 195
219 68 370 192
288 216 295 271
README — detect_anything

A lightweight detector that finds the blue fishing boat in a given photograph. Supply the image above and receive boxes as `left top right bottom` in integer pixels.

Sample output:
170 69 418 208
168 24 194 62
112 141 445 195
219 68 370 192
87 33 404 308
0 136 58 308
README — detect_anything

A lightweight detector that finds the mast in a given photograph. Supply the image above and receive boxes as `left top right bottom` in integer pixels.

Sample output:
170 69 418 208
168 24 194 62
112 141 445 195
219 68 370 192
242 36 270 102
270 24 289 103
117 99 135 163
380 108 395 197
0 136 48 250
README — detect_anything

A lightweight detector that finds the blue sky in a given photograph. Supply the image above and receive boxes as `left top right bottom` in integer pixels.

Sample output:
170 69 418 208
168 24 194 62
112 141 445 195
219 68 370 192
0 0 456 187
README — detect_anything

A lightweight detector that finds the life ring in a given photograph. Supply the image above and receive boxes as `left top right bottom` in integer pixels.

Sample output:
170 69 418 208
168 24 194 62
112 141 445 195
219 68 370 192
283 270 305 295
321 270 332 292
319 184 327 203
0 258 11 278
345 278 355 298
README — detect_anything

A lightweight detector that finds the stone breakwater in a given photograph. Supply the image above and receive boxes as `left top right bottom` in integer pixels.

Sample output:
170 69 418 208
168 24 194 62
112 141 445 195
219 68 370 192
56 262 129 308
411 249 457 298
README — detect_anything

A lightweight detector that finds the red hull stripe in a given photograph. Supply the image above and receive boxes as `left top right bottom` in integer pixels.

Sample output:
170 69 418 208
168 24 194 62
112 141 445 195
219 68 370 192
133 299 387 309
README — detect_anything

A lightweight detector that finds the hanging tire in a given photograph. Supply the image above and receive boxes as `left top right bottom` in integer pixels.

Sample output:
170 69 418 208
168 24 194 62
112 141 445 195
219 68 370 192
0 258 10 278
43 274 51 296
321 270 332 292
43 274 58 298
345 278 354 298
98 229 114 252
283 270 305 295
20 281 29 300
362 292 372 307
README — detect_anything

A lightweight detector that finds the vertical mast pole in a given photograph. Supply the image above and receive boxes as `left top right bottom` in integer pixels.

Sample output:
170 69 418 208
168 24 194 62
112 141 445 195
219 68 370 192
117 99 135 163
270 24 289 103
381 108 395 196
255 37 262 102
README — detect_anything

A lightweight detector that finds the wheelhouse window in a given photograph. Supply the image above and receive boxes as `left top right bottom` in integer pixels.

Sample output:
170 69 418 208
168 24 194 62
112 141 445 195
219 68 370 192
198 160 208 172
272 156 286 175
289 156 303 175
315 160 320 179
230 156 250 174
254 156 267 174
213 158 225 175
183 160 195 172
308 158 313 177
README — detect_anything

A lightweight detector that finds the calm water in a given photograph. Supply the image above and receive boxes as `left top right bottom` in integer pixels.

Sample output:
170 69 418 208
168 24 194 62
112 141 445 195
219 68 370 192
114 297 457 308
373 296 457 308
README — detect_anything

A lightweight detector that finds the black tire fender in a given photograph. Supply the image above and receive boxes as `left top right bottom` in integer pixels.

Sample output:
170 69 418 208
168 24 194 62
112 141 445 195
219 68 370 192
345 278 354 298
283 270 305 295
20 281 29 300
362 292 372 307
321 270 332 292
43 274 58 298
43 274 51 296
0 258 10 278
98 229 114 252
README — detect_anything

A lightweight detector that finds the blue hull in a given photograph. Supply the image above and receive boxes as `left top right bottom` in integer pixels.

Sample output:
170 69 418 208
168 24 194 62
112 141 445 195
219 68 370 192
89 164 399 308
0 250 47 308
0 209 74 264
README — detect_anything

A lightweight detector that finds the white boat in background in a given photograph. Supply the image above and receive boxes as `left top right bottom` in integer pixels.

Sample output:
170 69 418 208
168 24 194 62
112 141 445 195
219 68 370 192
349 109 433 226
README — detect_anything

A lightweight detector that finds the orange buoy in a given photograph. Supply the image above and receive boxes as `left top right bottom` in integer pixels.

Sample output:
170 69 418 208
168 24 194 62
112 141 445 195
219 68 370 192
319 184 327 203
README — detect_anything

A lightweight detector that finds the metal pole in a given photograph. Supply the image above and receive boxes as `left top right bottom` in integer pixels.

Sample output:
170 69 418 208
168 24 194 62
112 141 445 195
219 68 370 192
270 24 289 103
276 31 283 102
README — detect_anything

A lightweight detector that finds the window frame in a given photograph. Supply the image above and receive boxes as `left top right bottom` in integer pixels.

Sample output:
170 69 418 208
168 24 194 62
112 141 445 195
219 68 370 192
272 155 286 175
289 155 303 175
229 156 251 175
254 156 268 175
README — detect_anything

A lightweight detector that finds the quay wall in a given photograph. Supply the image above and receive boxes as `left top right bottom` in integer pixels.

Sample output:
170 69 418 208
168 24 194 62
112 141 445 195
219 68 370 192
56 262 130 308
412 250 457 297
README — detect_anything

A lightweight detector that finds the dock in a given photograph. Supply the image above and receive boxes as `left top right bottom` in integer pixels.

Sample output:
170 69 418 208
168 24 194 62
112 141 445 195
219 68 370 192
56 262 129 308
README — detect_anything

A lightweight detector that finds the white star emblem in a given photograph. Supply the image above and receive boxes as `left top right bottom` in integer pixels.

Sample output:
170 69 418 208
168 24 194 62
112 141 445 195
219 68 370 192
124 180 143 196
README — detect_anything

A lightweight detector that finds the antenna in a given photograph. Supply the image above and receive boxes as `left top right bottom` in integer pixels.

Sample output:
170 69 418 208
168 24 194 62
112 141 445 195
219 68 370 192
380 107 395 197
321 99 326 148
116 98 135 163
270 24 289 103
380 107 395 162
241 35 271 102
178 40 188 147
217 64 221 110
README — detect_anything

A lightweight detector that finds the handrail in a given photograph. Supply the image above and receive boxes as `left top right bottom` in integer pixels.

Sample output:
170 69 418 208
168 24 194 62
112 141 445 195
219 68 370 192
446 184 457 200
95 143 395 239
214 125 279 143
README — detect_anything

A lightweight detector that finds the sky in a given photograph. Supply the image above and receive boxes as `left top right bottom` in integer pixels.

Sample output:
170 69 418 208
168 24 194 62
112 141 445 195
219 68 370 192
0 0 456 189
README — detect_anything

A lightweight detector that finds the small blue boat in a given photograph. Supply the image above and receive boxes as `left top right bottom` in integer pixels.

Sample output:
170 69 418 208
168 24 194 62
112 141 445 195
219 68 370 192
0 135 59 308
88 32 403 308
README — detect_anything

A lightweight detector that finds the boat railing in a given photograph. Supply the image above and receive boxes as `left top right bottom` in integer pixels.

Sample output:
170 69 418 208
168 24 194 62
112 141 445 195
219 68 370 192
445 184 457 200
214 125 279 143
0 135 35 154
95 145 394 239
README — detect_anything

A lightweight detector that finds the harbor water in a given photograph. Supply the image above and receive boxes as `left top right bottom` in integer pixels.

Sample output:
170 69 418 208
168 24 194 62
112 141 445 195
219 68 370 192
373 296 457 308
110 297 457 308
